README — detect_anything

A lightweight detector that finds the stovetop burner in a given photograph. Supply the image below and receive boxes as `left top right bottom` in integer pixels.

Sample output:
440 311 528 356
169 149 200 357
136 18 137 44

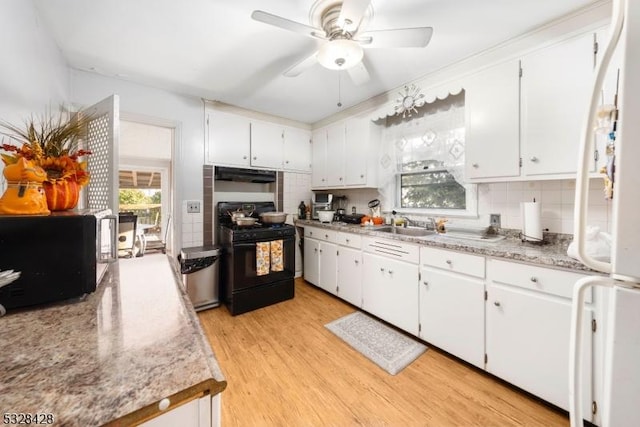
217 201 295 242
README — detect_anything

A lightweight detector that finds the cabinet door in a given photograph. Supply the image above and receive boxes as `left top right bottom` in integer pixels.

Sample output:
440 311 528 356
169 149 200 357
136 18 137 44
465 59 521 180
283 126 311 172
206 110 250 166
326 122 345 187
250 121 283 169
419 268 485 368
344 118 368 186
319 241 337 295
337 246 362 307
486 283 593 412
362 253 419 335
303 238 320 286
521 32 594 176
311 128 327 188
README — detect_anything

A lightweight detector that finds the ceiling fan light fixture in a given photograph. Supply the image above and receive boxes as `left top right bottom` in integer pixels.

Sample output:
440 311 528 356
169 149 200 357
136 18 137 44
317 39 363 70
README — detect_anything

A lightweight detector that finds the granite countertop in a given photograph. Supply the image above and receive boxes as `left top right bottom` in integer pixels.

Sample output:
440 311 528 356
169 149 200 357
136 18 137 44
296 220 593 272
0 255 226 426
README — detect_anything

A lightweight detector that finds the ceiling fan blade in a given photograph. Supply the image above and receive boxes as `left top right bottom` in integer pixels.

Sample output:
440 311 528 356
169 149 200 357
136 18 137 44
283 51 319 77
347 61 370 86
252 10 326 39
338 0 371 32
357 27 433 48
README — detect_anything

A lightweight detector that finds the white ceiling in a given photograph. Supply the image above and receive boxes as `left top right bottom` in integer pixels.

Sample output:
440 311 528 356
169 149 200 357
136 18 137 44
34 0 600 124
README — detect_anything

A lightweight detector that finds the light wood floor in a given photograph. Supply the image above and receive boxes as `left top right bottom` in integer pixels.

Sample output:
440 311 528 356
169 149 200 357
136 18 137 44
198 278 568 427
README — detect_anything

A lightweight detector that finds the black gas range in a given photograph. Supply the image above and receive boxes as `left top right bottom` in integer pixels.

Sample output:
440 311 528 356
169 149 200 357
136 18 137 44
217 202 295 315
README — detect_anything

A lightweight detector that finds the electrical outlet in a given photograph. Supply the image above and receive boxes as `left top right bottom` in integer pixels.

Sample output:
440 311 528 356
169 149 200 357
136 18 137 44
186 201 201 214
490 213 501 228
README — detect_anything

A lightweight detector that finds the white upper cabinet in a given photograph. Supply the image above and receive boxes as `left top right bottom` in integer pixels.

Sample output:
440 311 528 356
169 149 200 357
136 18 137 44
206 106 311 172
326 121 346 187
311 116 381 190
520 32 594 177
206 109 250 167
311 127 328 187
283 126 311 172
250 120 283 169
465 59 521 180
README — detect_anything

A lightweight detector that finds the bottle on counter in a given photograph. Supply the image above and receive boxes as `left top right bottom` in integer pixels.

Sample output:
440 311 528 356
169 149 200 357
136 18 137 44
298 201 306 220
305 205 311 220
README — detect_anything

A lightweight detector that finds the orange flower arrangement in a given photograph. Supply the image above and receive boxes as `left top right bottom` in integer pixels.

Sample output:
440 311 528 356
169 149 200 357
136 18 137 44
0 109 92 210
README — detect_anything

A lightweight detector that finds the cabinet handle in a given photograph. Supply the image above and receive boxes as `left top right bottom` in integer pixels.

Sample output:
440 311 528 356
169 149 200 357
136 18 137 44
243 155 247 159
360 174 364 178
380 267 385 272
253 156 257 160
530 156 538 162
319 249 323 253
325 234 329 238
423 281 428 286
285 160 289 164
446 260 452 265
354 260 359 265
314 248 317 253
494 301 501 307
472 163 479 168
388 270 393 275
309 232 313 236
530 276 538 283
339 177 343 181
346 239 350 243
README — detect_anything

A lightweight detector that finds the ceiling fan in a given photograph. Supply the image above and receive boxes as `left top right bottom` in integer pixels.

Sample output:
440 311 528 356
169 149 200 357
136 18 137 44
251 0 433 85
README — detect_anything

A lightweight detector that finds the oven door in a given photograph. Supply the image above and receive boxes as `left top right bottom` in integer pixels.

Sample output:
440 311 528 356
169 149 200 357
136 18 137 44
230 235 295 291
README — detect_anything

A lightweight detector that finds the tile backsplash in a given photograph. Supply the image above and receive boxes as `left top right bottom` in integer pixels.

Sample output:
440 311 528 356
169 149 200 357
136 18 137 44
480 179 611 234
181 199 204 248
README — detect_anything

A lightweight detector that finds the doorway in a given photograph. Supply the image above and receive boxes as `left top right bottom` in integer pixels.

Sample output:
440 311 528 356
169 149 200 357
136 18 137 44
118 118 174 256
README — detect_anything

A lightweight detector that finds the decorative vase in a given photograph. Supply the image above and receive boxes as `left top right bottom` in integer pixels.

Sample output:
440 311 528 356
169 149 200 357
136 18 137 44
43 177 80 211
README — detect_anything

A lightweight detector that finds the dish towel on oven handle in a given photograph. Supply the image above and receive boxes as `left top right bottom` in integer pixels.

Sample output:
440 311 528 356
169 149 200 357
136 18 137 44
256 241 270 276
270 239 284 272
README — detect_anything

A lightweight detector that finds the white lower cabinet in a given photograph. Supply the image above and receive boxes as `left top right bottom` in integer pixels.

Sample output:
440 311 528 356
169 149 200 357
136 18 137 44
140 394 220 427
337 246 362 307
419 268 485 369
419 247 485 368
303 227 337 295
362 252 419 336
486 259 594 417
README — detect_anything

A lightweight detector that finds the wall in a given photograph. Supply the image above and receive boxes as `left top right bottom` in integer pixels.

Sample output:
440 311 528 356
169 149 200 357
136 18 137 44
0 0 70 192
70 69 205 250
0 0 70 122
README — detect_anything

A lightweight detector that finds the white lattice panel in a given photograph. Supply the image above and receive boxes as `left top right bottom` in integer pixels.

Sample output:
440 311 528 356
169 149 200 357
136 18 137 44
87 114 111 210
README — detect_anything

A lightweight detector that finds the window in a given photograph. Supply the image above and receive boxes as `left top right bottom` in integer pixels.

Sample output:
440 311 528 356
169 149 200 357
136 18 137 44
399 164 466 209
384 91 478 217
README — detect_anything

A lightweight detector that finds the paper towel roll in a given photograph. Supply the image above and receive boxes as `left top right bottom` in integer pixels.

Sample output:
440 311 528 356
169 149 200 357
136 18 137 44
521 201 543 241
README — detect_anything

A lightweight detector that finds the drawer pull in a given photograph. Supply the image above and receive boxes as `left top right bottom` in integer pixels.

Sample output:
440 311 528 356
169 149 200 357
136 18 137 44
422 281 428 286
530 277 538 283
472 163 479 168
494 301 501 307
346 239 350 243
325 234 329 238
446 260 452 265
309 231 313 236
354 260 359 265
530 156 539 162
319 249 323 253
314 248 317 253
380 268 385 272
388 270 393 275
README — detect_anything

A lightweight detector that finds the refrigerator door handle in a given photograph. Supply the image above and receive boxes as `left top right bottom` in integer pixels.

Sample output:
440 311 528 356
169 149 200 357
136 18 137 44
573 0 625 274
569 276 615 427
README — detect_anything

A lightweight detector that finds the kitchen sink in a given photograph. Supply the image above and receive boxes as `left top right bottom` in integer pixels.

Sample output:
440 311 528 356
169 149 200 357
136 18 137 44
376 226 437 237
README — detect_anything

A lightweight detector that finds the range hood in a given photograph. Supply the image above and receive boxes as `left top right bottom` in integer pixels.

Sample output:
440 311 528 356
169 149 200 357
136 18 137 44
214 166 276 183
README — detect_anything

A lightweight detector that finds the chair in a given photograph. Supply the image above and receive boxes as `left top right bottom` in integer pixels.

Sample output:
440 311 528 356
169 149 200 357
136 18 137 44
145 214 171 254
118 213 138 258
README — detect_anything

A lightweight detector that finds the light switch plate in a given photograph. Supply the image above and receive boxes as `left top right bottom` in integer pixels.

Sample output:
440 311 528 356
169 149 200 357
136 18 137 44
187 201 201 213
490 213 501 228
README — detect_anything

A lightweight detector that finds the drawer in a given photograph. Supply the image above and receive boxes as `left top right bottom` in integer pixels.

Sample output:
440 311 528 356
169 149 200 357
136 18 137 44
488 259 592 302
304 226 337 243
420 246 485 279
338 232 361 249
362 236 419 264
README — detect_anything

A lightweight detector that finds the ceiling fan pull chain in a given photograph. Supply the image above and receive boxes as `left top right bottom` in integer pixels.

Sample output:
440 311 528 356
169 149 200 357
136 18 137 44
337 72 343 107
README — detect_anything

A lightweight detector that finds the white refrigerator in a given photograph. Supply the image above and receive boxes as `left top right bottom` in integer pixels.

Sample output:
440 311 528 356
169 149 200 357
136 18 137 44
570 0 640 425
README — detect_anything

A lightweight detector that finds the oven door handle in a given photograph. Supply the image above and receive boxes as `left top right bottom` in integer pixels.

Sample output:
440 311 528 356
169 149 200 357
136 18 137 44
233 237 294 248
